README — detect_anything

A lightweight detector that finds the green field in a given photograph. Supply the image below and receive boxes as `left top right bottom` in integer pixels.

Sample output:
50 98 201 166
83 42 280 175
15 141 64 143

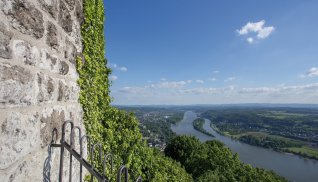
216 129 318 160
285 146 318 159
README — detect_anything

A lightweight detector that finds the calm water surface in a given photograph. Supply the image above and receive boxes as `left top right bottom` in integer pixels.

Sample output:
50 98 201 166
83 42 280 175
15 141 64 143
171 111 318 182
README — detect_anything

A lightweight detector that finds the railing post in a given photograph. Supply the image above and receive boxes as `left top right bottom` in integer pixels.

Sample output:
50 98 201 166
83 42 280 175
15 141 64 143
59 121 74 182
117 165 129 182
135 176 142 182
71 126 82 182
80 135 91 182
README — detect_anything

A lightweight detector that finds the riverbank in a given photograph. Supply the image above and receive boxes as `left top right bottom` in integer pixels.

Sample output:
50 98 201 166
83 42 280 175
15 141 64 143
193 118 214 137
172 111 318 182
210 122 318 161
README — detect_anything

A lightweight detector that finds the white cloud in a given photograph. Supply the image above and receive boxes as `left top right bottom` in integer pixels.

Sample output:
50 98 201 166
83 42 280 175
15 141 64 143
179 87 219 95
113 82 318 105
237 20 274 43
213 70 220 74
109 63 128 72
306 67 318 77
239 83 318 94
110 75 118 81
158 81 187 89
119 67 127 71
161 78 167 81
247 37 254 44
144 80 189 89
208 77 217 81
196 80 204 84
224 77 236 82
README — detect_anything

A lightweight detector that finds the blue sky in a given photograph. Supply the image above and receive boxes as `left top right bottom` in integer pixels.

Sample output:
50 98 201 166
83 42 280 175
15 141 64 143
104 0 318 105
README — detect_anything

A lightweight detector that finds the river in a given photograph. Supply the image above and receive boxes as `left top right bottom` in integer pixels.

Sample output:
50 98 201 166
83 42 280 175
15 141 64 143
171 111 318 182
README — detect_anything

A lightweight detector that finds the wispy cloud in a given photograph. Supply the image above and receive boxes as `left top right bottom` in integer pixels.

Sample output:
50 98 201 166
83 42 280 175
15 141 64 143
247 37 254 44
213 70 220 74
118 67 127 71
196 80 204 84
157 81 187 89
109 63 128 72
239 83 318 94
113 83 318 105
144 80 189 89
306 67 318 77
208 77 217 82
224 77 236 82
110 75 118 81
237 20 274 43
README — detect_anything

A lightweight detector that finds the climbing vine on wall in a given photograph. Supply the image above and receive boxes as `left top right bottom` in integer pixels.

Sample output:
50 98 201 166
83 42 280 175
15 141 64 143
77 0 192 181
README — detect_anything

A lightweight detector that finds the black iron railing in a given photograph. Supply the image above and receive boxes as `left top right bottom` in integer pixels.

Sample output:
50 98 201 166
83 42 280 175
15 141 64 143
51 121 142 182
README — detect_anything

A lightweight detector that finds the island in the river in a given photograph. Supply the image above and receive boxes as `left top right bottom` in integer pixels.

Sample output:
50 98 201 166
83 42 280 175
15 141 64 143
193 118 214 137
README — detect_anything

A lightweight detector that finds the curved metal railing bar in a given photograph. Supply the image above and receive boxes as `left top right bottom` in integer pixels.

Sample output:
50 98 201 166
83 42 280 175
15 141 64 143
103 153 114 180
117 165 129 182
80 135 91 181
91 143 103 181
52 121 141 182
71 126 82 181
59 121 74 182
135 176 142 182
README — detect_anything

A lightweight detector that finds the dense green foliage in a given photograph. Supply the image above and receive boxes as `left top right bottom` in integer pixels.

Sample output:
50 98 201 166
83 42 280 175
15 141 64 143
239 134 301 150
193 118 214 137
165 136 287 182
78 0 192 181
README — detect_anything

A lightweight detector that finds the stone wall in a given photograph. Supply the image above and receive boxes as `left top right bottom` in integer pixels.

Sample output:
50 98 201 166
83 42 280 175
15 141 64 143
0 0 85 181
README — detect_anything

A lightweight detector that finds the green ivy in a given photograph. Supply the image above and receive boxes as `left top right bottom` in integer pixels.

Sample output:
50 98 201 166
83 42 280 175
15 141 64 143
77 0 192 181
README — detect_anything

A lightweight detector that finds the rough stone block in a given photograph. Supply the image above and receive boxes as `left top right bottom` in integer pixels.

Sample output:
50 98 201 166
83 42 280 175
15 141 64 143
59 1 73 33
0 62 36 106
2 0 44 38
71 22 82 47
0 21 13 59
38 0 58 19
65 0 75 10
57 80 68 101
39 49 59 73
13 39 40 66
46 21 58 50
37 73 56 103
64 38 76 64
68 64 78 79
40 108 65 147
0 111 40 169
75 2 84 25
39 105 83 146
58 61 69 75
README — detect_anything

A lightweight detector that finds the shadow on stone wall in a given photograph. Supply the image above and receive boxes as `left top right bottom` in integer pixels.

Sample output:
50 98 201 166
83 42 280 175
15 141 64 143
43 128 58 182
43 144 53 182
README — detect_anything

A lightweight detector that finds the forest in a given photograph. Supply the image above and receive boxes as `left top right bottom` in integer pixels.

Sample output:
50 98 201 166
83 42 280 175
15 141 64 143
164 135 287 182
